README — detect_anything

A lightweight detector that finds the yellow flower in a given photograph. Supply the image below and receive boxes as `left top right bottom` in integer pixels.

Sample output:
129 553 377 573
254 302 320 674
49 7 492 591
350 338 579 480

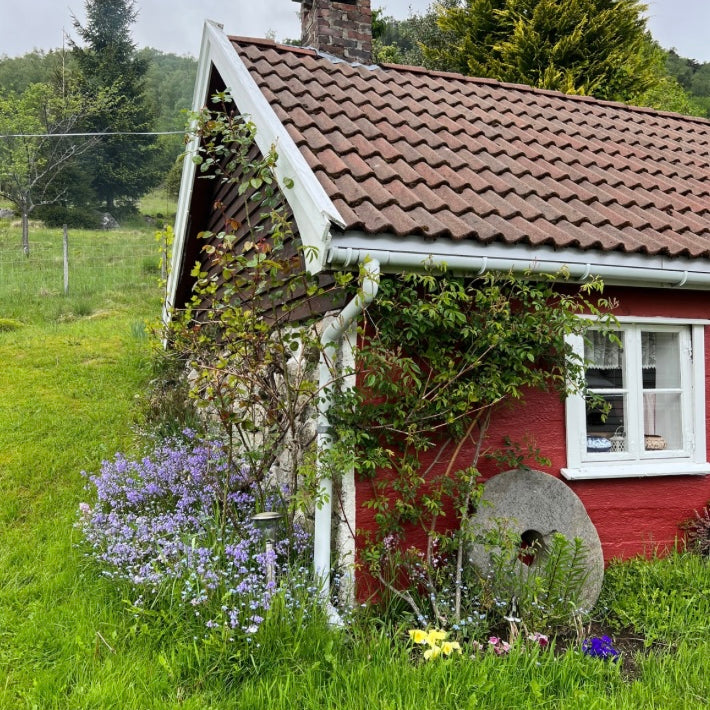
409 629 429 644
440 641 462 656
426 629 447 645
423 645 441 661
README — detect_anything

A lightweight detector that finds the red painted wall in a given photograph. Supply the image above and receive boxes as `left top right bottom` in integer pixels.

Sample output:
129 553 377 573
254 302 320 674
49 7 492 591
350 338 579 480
355 287 710 575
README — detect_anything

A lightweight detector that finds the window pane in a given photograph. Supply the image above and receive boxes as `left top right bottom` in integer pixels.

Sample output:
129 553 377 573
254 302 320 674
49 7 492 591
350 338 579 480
642 332 680 389
586 393 626 453
585 331 624 389
643 392 682 450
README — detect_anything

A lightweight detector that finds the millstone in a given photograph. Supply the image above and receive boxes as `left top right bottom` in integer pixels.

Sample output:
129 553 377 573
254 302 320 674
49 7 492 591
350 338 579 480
466 468 604 610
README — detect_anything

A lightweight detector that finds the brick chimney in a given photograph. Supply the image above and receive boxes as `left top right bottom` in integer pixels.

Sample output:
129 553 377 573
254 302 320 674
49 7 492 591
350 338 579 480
292 0 372 64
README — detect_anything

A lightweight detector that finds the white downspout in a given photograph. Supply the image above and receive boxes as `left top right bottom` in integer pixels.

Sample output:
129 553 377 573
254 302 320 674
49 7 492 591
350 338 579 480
314 258 380 618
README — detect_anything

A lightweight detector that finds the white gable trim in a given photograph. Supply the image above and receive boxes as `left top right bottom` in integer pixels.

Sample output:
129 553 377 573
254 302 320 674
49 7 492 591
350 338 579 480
205 24 345 261
164 21 218 320
166 22 344 320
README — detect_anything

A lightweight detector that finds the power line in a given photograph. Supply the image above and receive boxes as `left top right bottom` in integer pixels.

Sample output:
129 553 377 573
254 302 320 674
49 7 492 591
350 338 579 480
0 130 186 139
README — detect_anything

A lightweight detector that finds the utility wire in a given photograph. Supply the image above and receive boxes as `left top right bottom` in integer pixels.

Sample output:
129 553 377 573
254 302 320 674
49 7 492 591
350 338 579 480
0 130 186 139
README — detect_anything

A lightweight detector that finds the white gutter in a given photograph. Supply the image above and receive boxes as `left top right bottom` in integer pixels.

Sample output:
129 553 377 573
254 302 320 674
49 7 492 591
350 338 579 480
315 259 380 618
327 238 710 289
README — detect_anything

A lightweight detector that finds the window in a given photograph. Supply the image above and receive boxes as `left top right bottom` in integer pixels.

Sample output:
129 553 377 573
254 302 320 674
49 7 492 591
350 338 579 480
562 321 710 480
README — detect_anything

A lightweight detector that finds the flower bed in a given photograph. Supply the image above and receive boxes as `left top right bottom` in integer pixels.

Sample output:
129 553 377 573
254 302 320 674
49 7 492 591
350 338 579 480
78 432 313 639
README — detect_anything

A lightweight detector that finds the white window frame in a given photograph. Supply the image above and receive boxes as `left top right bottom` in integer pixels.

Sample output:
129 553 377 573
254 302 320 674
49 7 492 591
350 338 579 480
562 318 710 480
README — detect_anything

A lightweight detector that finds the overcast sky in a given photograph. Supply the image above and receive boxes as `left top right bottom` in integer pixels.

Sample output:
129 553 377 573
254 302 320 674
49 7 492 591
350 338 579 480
1 0 709 63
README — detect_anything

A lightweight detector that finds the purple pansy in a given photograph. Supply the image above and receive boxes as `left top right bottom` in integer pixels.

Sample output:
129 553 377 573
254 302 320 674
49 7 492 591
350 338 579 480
582 635 620 660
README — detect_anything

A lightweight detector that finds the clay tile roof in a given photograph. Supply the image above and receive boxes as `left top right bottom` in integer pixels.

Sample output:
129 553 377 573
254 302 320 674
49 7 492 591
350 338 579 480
233 37 710 260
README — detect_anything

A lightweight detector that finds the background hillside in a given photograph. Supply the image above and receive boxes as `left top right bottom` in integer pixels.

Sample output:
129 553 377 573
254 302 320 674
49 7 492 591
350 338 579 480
665 49 710 117
0 47 197 227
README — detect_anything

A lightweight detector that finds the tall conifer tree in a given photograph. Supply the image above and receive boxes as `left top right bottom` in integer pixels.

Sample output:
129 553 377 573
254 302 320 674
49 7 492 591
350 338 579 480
72 0 160 210
421 0 655 102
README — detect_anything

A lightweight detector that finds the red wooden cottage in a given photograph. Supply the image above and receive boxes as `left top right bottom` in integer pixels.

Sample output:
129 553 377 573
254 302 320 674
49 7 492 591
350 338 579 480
166 0 710 600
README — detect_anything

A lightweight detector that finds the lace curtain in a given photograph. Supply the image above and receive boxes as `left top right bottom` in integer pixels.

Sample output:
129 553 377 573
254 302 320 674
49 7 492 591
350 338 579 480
585 331 656 369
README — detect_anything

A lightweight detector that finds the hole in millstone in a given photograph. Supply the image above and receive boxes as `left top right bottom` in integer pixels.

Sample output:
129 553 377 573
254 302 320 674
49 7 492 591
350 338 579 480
519 529 548 567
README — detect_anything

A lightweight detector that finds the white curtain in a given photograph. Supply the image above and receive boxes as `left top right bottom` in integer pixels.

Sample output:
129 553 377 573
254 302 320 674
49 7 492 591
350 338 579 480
585 331 656 369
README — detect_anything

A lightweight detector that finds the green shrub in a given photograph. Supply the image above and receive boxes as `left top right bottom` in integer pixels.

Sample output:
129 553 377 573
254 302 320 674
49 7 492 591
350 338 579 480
134 345 202 440
484 530 593 632
34 204 102 229
683 503 710 557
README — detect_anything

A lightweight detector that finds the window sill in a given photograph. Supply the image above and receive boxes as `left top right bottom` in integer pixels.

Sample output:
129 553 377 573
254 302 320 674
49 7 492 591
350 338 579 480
561 461 710 480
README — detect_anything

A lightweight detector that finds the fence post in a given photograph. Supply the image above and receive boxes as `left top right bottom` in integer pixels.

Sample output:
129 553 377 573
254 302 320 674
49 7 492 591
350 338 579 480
63 224 69 295
161 230 168 283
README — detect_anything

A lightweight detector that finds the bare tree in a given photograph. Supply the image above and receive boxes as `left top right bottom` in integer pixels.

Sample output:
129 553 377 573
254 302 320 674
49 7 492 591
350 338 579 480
0 83 109 255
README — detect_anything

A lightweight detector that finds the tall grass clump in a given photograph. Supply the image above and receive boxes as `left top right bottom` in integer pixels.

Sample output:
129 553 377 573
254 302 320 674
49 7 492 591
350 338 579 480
597 549 710 644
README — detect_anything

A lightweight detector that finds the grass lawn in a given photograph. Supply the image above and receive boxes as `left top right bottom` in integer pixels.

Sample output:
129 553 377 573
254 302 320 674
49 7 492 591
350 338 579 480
0 221 161 707
0 218 708 708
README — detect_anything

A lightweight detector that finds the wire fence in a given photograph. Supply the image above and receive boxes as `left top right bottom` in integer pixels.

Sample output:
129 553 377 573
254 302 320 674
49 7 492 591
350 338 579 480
0 222 166 308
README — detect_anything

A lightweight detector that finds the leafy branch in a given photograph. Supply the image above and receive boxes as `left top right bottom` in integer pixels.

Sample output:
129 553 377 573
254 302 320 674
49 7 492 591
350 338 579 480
330 267 617 625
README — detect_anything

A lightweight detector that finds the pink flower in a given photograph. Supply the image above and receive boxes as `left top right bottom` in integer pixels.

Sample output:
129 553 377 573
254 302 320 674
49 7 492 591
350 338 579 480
528 632 549 648
488 636 510 655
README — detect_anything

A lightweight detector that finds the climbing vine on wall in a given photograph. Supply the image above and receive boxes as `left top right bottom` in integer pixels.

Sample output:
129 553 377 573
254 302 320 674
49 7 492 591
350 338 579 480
330 269 617 625
163 93 352 532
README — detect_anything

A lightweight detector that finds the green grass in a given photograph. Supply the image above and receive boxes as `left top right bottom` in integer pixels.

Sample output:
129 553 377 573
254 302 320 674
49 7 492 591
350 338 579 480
227 634 708 709
0 222 162 326
597 551 710 644
138 185 178 224
0 221 162 707
0 220 709 708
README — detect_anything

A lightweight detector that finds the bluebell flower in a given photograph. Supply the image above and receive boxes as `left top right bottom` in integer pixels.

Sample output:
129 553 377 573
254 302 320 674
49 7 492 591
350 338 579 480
79 436 314 638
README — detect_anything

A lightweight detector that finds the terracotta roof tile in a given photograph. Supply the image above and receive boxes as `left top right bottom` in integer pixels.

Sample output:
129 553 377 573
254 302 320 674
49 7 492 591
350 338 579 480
276 105 316 131
677 211 710 236
331 197 360 227
231 37 710 261
377 203 427 235
539 176 577 201
342 199 395 234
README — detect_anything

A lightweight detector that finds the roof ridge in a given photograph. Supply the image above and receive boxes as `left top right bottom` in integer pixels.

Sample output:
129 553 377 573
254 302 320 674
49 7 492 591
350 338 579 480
229 35 318 58
388 64 710 126
230 35 710 127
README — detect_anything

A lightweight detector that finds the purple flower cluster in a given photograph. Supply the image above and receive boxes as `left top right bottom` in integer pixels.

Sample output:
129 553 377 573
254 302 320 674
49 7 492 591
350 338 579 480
79 433 312 638
582 635 620 660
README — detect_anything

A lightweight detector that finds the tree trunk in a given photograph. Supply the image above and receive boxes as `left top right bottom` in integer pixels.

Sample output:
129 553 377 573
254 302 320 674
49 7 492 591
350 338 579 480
21 211 30 257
